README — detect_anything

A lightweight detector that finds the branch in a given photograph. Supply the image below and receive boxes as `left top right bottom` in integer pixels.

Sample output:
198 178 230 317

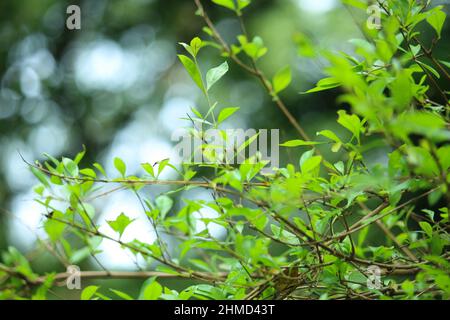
193 0 311 141
35 270 227 285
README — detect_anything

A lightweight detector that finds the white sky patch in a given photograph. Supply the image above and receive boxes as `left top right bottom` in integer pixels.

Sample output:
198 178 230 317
158 97 194 132
75 40 139 92
295 0 338 13
20 67 41 97
7 191 47 250
23 49 56 80
28 117 68 156
2 140 36 191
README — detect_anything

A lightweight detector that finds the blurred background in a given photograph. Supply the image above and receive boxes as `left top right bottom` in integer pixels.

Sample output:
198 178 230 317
0 0 448 298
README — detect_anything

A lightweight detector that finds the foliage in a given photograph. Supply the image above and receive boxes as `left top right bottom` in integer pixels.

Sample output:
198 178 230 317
1 0 449 300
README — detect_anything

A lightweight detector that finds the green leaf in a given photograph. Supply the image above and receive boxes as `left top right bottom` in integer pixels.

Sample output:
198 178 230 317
81 286 99 300
74 146 86 164
63 158 79 177
426 7 446 38
317 130 341 143
44 211 66 242
237 0 251 11
376 39 394 63
390 70 413 110
157 158 170 177
270 224 300 245
301 155 322 173
299 149 315 168
142 280 163 300
206 61 228 91
30 166 49 187
419 221 433 238
303 77 340 94
141 163 155 178
107 213 134 238
93 162 107 177
114 157 126 177
109 289 133 300
179 38 203 58
79 168 96 178
179 42 195 58
337 110 363 143
272 66 292 94
431 234 443 256
178 54 205 92
239 36 268 60
437 145 450 171
294 32 316 57
341 0 366 10
280 140 321 147
218 107 240 124
439 60 450 69
70 247 92 264
190 106 204 119
212 0 235 11
417 60 440 78
190 37 203 57
155 195 173 220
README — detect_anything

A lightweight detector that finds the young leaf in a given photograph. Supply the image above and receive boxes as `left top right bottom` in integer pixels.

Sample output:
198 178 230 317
303 77 340 94
239 36 268 60
426 7 446 38
155 195 173 219
109 289 133 300
142 280 163 300
218 107 240 124
157 158 170 177
273 66 292 94
178 54 205 92
342 0 367 10
114 157 126 177
212 0 235 11
31 166 49 187
337 110 363 143
280 140 321 147
81 286 99 300
190 37 203 57
317 130 341 143
419 221 433 238
206 61 228 91
63 158 79 177
93 162 107 177
107 213 134 238
74 146 86 164
237 0 251 11
44 211 66 242
141 163 155 178
179 42 195 57
80 168 96 179
301 155 322 173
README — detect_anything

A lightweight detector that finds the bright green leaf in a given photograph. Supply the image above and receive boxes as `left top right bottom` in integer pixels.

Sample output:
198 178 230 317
114 157 126 177
273 66 292 94
107 213 134 238
218 107 240 124
206 61 228 91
